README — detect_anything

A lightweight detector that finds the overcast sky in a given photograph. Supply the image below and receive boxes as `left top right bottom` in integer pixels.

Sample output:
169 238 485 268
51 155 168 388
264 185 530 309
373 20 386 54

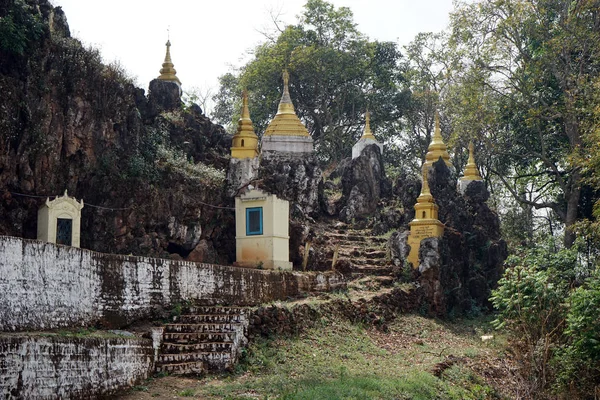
49 0 454 106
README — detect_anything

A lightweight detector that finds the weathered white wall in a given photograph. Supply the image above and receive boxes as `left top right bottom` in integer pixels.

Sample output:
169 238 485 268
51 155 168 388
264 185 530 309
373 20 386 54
0 335 153 399
0 236 344 331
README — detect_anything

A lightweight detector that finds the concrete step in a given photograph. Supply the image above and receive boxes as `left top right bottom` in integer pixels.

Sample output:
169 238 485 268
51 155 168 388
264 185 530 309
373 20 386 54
349 258 390 267
162 332 236 344
338 249 387 258
156 361 205 375
162 342 233 354
157 351 232 366
185 306 246 315
350 266 394 276
164 323 239 333
174 314 242 324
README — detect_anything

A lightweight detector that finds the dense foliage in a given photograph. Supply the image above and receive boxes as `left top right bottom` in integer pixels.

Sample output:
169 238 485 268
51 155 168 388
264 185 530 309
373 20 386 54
491 240 600 397
0 0 44 55
212 0 408 162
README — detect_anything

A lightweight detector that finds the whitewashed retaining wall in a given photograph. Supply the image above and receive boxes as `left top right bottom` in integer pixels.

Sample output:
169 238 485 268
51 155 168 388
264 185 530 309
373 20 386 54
0 236 344 331
0 335 153 399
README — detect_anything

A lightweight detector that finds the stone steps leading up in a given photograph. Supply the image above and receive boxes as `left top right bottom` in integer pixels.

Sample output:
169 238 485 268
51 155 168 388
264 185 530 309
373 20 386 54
174 314 242 324
162 332 236 343
156 361 205 375
158 306 249 375
317 222 392 278
165 323 238 333
157 351 233 367
162 342 233 353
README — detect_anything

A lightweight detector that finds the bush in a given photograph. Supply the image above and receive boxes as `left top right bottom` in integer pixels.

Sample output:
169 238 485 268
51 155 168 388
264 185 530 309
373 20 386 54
555 269 600 395
0 0 44 55
490 242 578 394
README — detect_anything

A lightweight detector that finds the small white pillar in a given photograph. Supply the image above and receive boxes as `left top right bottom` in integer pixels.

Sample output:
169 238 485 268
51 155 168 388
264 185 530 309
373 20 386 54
37 190 84 248
235 189 292 270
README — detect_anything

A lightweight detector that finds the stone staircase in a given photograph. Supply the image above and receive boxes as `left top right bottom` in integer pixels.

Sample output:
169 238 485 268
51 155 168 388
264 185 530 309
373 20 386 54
327 224 393 277
156 306 249 375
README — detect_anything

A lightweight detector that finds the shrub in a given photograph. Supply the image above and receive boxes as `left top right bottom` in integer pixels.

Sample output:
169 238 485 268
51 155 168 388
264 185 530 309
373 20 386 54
490 242 578 393
0 0 45 55
555 269 600 395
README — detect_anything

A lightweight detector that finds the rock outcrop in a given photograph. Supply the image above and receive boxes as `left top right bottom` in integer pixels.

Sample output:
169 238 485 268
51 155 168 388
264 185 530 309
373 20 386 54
0 0 233 262
338 144 390 223
388 160 507 316
258 152 323 218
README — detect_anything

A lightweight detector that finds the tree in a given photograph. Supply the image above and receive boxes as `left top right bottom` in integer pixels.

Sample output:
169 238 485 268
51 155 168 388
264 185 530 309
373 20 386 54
212 0 408 162
447 0 600 247
0 0 44 55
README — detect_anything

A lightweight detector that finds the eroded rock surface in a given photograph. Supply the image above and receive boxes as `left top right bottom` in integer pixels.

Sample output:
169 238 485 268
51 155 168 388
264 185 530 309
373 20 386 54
338 144 389 223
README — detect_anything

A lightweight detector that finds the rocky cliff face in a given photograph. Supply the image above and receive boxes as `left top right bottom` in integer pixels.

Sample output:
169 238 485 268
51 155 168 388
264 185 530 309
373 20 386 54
0 0 234 262
258 152 323 218
389 160 507 315
338 144 390 223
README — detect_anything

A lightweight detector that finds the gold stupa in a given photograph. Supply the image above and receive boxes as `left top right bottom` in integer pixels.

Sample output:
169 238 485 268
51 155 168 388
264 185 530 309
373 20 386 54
407 150 445 268
263 70 310 137
460 142 482 181
360 110 377 141
424 112 451 169
231 90 259 159
157 40 181 86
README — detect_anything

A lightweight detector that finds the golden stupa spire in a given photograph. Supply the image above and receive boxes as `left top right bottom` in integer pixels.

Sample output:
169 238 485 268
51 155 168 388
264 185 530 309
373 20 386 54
461 142 482 181
424 111 451 168
237 90 256 135
263 70 310 137
360 110 376 140
415 164 435 208
157 37 181 86
231 89 259 159
406 151 445 267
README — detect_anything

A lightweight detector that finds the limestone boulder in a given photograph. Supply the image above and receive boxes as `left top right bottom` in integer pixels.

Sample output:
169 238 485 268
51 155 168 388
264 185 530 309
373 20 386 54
388 230 410 267
147 79 182 114
338 144 388 223
258 152 323 218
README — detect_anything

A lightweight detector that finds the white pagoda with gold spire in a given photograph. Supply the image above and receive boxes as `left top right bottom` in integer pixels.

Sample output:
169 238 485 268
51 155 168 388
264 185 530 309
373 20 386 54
261 70 314 154
352 110 383 159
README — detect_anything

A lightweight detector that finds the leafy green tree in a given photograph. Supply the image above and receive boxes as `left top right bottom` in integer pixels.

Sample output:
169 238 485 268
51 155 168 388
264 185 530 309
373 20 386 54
447 0 600 247
212 0 408 162
0 0 44 55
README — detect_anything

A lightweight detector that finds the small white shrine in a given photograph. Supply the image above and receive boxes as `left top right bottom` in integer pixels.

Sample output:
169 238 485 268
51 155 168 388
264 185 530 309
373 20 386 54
234 189 292 270
37 190 84 248
352 111 383 159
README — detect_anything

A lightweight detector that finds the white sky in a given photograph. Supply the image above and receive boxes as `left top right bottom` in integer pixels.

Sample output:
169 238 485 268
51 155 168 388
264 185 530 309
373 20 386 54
49 0 453 107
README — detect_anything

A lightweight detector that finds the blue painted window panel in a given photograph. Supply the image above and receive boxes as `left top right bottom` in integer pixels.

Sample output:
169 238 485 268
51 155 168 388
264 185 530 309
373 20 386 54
246 207 263 236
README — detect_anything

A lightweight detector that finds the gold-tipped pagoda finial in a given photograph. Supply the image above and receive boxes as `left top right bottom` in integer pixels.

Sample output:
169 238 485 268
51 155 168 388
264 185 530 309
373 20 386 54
231 90 259 159
416 164 435 205
157 38 182 86
461 142 482 181
406 157 445 267
360 110 376 140
263 69 310 137
424 111 451 168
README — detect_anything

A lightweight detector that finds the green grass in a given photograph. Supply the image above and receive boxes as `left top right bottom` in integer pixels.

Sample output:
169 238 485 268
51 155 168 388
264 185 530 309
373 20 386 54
186 315 502 399
177 388 195 397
